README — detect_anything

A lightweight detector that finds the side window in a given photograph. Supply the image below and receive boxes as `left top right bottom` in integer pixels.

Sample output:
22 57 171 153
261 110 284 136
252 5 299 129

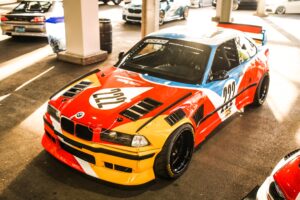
236 36 257 64
211 39 239 75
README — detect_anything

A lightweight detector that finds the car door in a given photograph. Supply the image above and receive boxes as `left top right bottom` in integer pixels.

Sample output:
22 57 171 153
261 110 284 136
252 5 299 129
203 0 212 6
285 0 300 13
205 39 245 122
165 0 180 18
234 35 259 107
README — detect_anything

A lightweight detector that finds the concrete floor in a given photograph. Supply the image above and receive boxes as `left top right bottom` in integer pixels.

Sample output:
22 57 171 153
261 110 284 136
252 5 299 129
0 3 300 200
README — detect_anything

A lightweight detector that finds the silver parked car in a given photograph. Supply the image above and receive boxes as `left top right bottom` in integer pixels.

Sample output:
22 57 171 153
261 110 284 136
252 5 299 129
0 0 63 37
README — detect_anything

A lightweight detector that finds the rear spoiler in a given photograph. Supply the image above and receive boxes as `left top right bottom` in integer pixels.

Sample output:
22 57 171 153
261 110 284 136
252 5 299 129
218 22 267 46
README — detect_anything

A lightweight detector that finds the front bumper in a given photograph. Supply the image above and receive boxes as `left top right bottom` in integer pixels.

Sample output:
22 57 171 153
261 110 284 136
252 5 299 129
1 22 47 37
42 116 159 185
122 10 142 23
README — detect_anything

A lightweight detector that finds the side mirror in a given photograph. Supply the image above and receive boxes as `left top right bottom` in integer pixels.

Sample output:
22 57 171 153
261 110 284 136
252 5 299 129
118 52 125 60
210 70 229 81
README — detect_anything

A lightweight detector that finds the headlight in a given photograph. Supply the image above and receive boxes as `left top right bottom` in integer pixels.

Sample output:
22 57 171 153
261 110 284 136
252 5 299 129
47 104 60 122
101 130 149 147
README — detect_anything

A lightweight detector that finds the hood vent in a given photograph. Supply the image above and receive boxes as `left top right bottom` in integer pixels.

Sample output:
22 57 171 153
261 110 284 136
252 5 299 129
165 109 186 126
63 81 92 98
120 98 162 121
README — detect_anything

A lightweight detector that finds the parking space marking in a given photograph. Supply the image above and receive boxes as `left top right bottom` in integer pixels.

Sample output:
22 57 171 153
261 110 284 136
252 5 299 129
14 66 55 92
0 45 52 82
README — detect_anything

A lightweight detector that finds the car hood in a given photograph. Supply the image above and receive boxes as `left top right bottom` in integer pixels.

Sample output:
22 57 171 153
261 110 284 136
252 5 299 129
51 67 197 131
274 155 300 200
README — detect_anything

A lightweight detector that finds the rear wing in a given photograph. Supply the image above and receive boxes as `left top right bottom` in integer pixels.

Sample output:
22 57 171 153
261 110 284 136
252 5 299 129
218 22 267 46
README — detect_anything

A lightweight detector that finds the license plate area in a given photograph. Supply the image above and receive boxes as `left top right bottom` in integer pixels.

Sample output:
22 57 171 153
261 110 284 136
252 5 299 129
15 26 25 33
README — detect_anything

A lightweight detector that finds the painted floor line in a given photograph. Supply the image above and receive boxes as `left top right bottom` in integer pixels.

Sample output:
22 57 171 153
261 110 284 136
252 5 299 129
0 93 11 102
15 66 55 92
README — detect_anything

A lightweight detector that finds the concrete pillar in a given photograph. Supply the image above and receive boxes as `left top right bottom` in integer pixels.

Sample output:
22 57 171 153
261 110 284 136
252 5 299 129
212 0 233 23
58 0 107 65
256 0 268 17
141 0 160 37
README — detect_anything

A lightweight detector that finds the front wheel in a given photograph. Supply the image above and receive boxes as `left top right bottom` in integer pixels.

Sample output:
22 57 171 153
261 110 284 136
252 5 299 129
276 6 286 15
251 73 270 106
154 124 194 179
112 0 122 5
182 7 189 20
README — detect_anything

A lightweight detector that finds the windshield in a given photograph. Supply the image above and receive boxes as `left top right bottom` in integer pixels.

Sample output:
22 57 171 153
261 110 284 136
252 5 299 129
13 1 52 13
119 37 211 84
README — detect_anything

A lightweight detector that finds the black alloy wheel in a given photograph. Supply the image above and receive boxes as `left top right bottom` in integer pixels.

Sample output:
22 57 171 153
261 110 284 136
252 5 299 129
251 73 270 106
154 124 194 179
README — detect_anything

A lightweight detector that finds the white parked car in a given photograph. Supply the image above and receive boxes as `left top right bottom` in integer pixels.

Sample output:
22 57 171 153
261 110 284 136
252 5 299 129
122 0 189 25
265 0 300 14
190 0 212 8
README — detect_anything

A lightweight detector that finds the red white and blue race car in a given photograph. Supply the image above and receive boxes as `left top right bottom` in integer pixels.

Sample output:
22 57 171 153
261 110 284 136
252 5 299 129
42 23 270 185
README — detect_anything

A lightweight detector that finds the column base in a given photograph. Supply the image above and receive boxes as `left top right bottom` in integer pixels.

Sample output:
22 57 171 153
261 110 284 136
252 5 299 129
212 16 234 23
254 12 269 17
57 50 108 65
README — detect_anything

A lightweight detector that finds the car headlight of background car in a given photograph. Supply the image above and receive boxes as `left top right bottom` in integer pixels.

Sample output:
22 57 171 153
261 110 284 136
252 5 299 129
101 130 149 147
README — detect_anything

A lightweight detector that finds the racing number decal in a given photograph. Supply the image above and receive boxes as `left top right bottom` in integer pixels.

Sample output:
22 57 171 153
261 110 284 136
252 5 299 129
89 87 152 110
221 80 236 115
93 88 126 109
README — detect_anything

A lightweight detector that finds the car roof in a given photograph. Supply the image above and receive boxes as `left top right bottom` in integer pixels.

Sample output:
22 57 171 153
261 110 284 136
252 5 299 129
148 26 241 46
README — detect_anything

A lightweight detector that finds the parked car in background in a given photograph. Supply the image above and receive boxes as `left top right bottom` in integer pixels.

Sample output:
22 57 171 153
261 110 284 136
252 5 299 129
190 0 212 8
257 149 300 200
212 0 257 10
122 0 189 25
99 0 122 5
265 0 300 15
0 0 63 37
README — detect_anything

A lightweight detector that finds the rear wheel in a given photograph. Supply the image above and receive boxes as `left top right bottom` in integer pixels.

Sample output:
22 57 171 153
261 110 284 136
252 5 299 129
251 73 270 106
154 124 194 179
276 6 286 15
232 2 239 10
159 11 165 25
112 0 122 5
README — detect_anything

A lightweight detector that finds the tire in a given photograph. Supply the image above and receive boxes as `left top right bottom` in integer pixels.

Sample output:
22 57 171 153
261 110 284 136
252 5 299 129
198 0 202 8
102 0 109 4
112 0 122 5
276 6 286 15
182 7 189 20
251 73 270 107
159 11 165 25
154 124 194 179
232 2 239 11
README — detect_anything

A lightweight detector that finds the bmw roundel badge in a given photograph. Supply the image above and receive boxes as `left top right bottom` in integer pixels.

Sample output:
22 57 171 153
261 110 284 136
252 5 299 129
75 111 85 119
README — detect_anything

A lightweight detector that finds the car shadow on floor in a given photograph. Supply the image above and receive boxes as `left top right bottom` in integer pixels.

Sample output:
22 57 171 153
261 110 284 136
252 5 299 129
1 150 175 199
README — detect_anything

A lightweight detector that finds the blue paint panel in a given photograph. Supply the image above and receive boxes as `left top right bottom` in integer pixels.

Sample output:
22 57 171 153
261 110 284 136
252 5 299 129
46 17 64 24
